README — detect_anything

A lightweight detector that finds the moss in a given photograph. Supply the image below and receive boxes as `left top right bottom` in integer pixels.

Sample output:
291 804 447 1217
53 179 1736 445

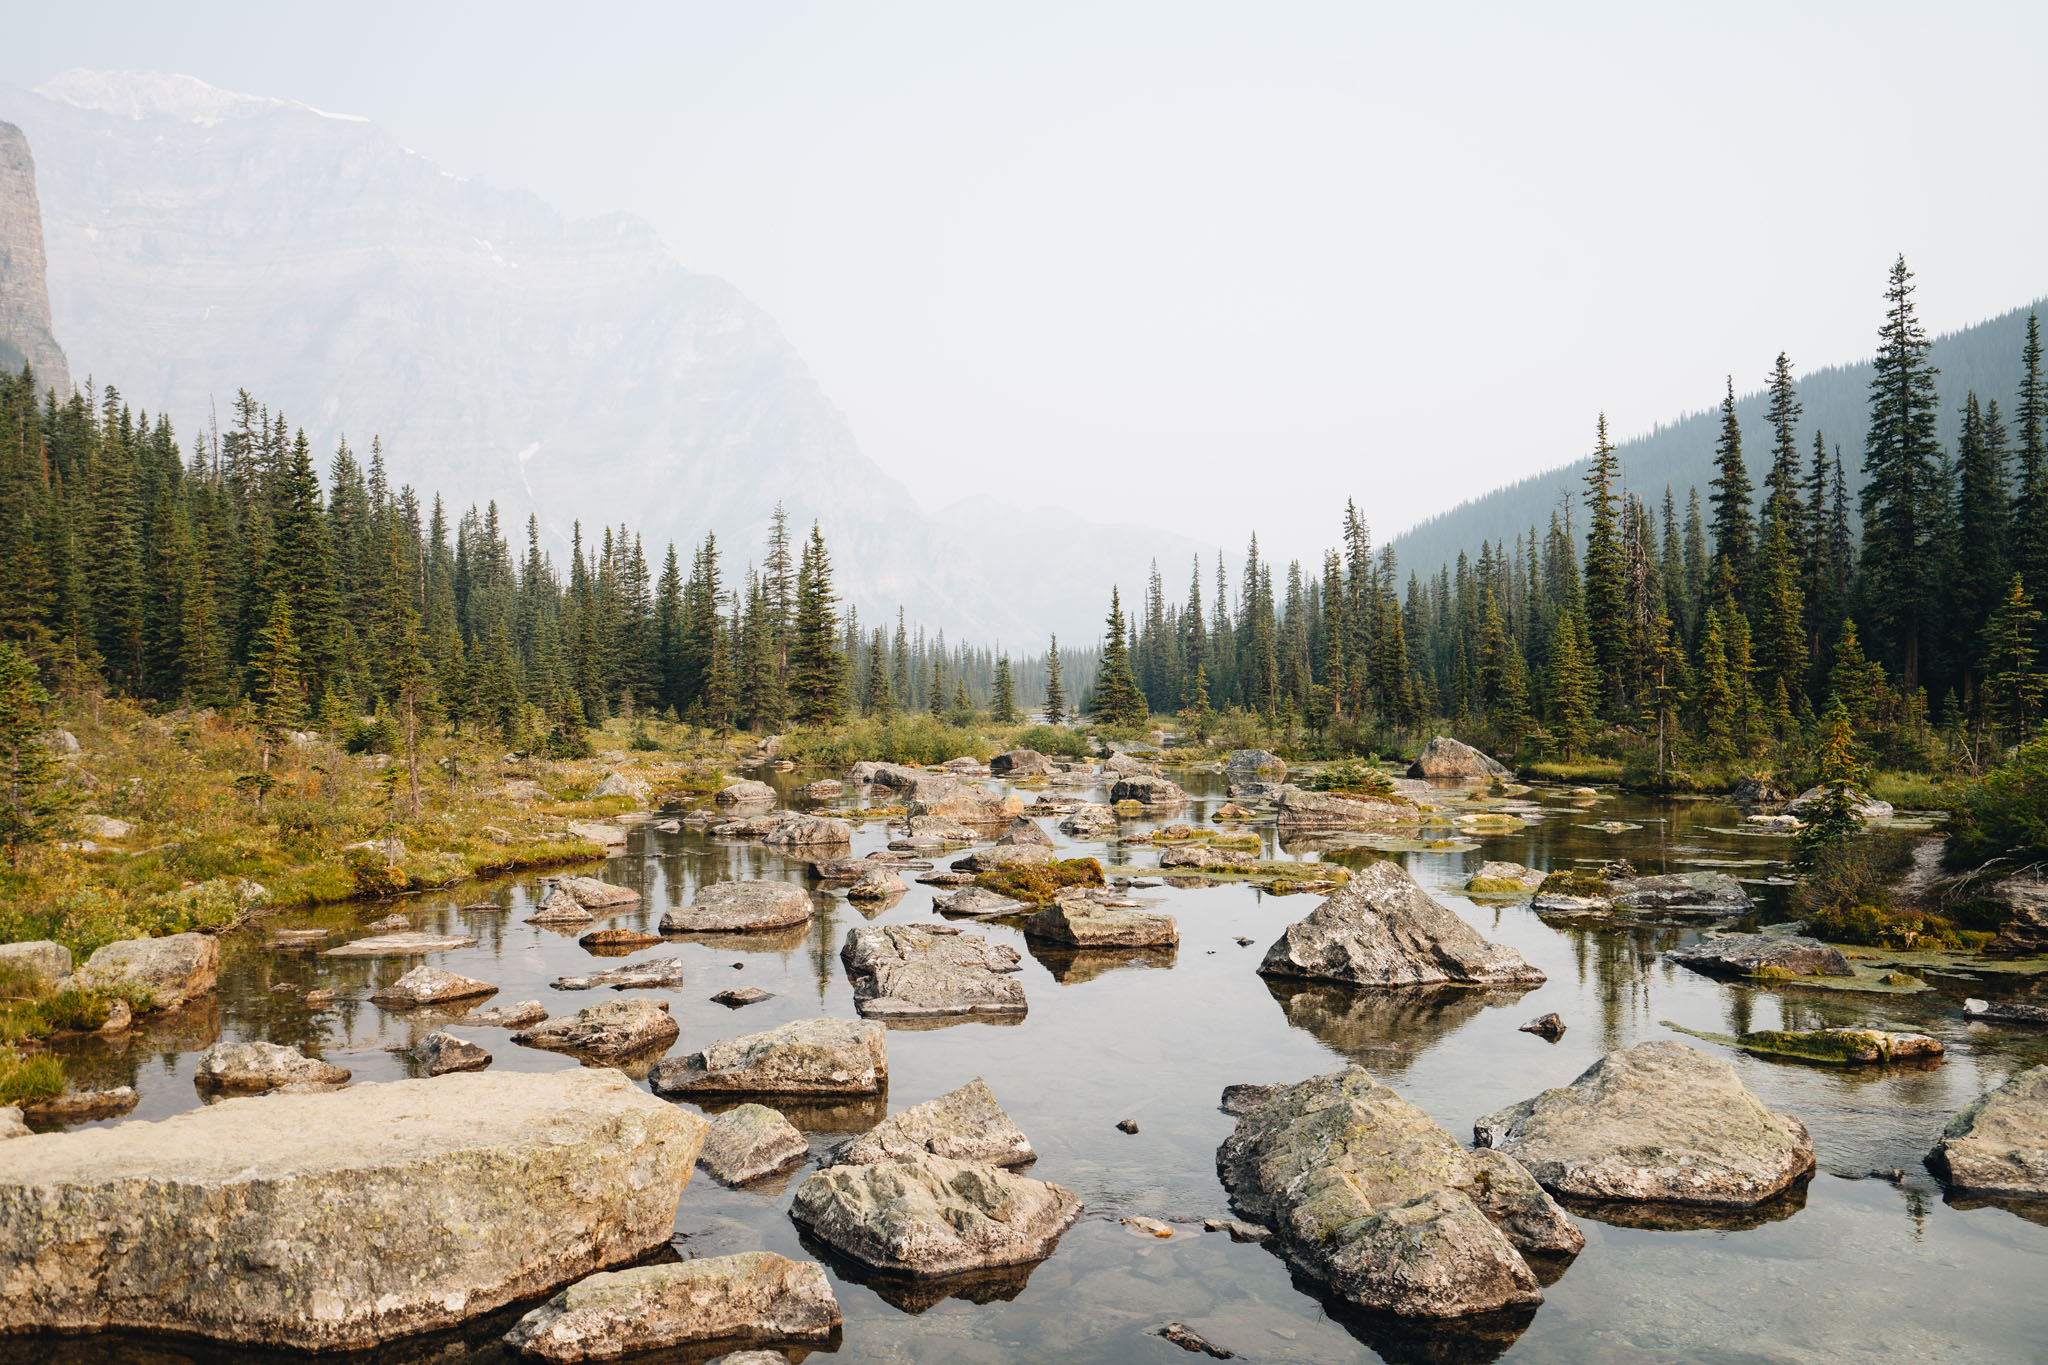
975 858 1106 904
1733 1028 1888 1064
1536 870 1613 898
1466 877 1531 895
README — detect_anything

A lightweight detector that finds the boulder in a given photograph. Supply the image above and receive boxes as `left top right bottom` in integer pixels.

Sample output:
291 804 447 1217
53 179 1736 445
663 880 815 933
1988 874 2048 951
370 965 498 1008
848 761 923 791
995 814 1054 848
1474 1040 1816 1207
716 780 778 806
419 1031 493 1075
1732 1027 1943 1065
1408 736 1511 780
1109 775 1190 808
1101 753 1162 778
827 1078 1035 1169
1610 872 1752 917
1059 803 1118 835
951 843 1052 872
909 783 1025 826
78 814 133 840
366 914 411 932
1520 1013 1566 1040
763 815 854 848
0 1107 27 1139
1785 784 1894 822
846 868 907 901
1466 862 1545 894
989 749 1052 778
193 1041 351 1093
514 999 679 1060
577 928 662 951
650 1017 888 1097
552 877 644 910
1023 901 1178 948
1219 1082 1290 1116
526 889 595 926
1274 788 1418 829
566 821 629 850
552 958 690 991
467 1000 550 1028
0 940 72 987
503 1253 839 1362
943 756 987 774
790 1153 1081 1278
1964 997 2048 1026
1217 1068 1581 1319
41 728 80 755
1662 933 1853 979
796 778 844 801
587 770 650 804
77 932 218 1008
713 987 773 1008
698 1104 811 1185
1159 845 1255 871
324 932 478 958
22 1088 138 1122
1730 775 1787 809
842 925 1027 1020
1928 1064 2048 1196
0 1071 701 1349
1224 749 1287 784
934 885 1028 917
1258 861 1544 988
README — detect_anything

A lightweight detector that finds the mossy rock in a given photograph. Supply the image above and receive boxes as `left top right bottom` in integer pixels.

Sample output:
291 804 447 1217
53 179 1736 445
1536 870 1613 898
1467 877 1532 895
975 858 1107 904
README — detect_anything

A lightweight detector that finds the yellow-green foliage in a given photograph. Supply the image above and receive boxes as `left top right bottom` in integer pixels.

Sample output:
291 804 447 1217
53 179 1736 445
0 1046 64 1104
1536 869 1613 898
976 857 1106 903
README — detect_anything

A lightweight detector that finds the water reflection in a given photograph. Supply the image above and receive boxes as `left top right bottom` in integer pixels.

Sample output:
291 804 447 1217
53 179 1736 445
1264 978 1536 1078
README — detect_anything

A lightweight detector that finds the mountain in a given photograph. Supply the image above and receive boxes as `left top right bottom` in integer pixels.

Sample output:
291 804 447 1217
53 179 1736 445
0 119 69 395
1389 300 2048 575
0 70 1189 643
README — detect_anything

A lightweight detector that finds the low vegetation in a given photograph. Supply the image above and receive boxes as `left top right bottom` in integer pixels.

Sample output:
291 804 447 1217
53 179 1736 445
975 857 1106 904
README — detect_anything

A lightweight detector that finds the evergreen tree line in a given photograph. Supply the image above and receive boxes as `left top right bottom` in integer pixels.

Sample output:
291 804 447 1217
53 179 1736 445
1087 257 2048 768
0 376 1080 745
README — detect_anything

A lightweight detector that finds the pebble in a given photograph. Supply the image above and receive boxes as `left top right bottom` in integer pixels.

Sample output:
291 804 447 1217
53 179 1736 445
1117 1119 1140 1134
1123 1216 1174 1239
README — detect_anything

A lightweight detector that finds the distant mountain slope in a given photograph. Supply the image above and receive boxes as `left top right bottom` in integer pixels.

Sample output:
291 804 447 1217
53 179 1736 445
0 70 1189 643
1390 301 2047 574
0 119 69 395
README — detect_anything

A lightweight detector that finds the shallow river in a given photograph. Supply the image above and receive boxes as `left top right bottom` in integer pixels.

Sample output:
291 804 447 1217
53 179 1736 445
13 771 2048 1364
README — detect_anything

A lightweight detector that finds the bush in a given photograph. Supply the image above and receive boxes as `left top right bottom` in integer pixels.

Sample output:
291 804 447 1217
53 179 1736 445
1013 725 1090 760
1806 902 1992 951
976 857 1106 904
343 713 401 756
1793 830 1916 918
1305 759 1394 798
0 1047 62 1105
781 716 996 768
1944 737 2048 871
1536 869 1613 898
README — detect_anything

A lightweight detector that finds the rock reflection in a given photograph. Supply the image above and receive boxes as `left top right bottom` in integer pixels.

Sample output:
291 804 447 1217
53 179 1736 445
1263 979 1536 1077
690 1091 887 1137
1555 1179 1811 1232
800 1229 1044 1315
1292 1269 1536 1364
1026 941 1177 984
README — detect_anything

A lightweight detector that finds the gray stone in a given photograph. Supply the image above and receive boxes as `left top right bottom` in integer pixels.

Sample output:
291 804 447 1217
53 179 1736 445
77 932 219 1007
0 939 72 987
566 821 629 850
650 1017 888 1097
551 876 643 910
1474 1040 1816 1207
419 1031 492 1075
324 931 478 958
552 957 690 991
1785 784 1895 822
909 782 1025 826
1110 774 1190 808
1058 803 1117 835
713 987 773 1008
370 965 497 1008
790 1153 1081 1277
1663 933 1853 979
1929 1064 2048 1196
1224 749 1287 783
193 1040 350 1092
846 868 907 901
763 815 853 848
514 999 679 1060
1611 872 1752 916
1408 736 1511 780
1274 788 1419 830
796 778 844 800
995 814 1054 847
699 1104 811 1184
467 1000 550 1028
78 814 133 839
21 1088 137 1121
503 1253 839 1362
664 881 814 933
527 889 595 925
951 843 1052 871
0 1107 27 1139
842 925 1027 1020
1466 862 1545 893
0 1070 702 1349
1159 845 1255 871
1218 1068 1581 1319
933 885 1028 918
1023 901 1178 948
1964 997 2048 1026
827 1077 1034 1169
1258 861 1544 988
989 749 1052 778
1988 874 2048 951
366 914 411 932
1520 1013 1566 1040
587 770 650 803
1219 1083 1289 1116
716 780 778 806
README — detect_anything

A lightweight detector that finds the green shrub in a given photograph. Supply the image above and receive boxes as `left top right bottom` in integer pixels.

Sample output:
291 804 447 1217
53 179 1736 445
976 857 1106 904
1944 737 2048 871
781 716 996 768
1792 831 1916 918
1013 725 1090 759
1536 869 1613 898
1306 759 1395 797
343 713 401 756
0 1046 63 1104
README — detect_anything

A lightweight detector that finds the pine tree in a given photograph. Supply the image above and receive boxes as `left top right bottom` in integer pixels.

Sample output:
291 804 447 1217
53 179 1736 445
1708 376 1754 607
1580 414 1628 712
1794 699 1864 869
246 594 304 768
1094 588 1148 727
1694 606 1736 760
786 523 846 727
1829 619 1885 731
1860 255 1945 690
0 642 67 863
991 655 1018 723
1544 610 1597 757
1043 636 1067 725
1954 392 2013 692
1753 513 1808 729
1983 574 2046 744
2014 312 2048 601
1761 352 1805 534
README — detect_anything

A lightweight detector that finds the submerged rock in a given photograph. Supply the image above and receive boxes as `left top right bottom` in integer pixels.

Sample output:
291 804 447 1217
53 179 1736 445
577 928 663 951
846 868 908 901
713 986 773 1008
1408 735 1511 780
699 1104 811 1184
503 1252 840 1362
763 815 854 847
1258 861 1544 988
662 881 815 933
1217 1068 1581 1319
1474 1040 1815 1207
1520 1013 1566 1040
716 780 778 805
1610 872 1752 916
1274 788 1418 830
551 957 690 991
514 999 679 1060
1733 1027 1943 1065
1022 901 1178 948
324 931 478 958
526 889 596 925
842 924 1027 1020
1964 997 2048 1026
826 1078 1035 1169
418 1030 493 1075
1663 933 1853 979
370 965 497 1008
790 1153 1082 1278
467 999 550 1028
193 1041 350 1092
77 932 218 1008
650 1017 888 1097
0 1070 704 1350
1159 845 1255 871
1928 1064 2048 1196
933 885 1028 918
551 876 643 910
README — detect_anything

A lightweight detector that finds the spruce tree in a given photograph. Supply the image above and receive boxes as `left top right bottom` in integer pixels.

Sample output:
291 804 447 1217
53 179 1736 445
2015 312 2048 600
1753 514 1808 730
1983 574 2045 744
1694 607 1736 760
1580 414 1628 713
1043 636 1067 725
786 523 846 727
1761 352 1805 534
1860 255 1944 690
0 642 67 863
246 594 304 768
863 627 892 717
1094 588 1148 728
1544 610 1597 757
1708 377 1754 607
991 655 1018 723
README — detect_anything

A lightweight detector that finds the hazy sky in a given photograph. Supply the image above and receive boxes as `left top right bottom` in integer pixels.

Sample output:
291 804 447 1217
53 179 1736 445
9 2 2048 563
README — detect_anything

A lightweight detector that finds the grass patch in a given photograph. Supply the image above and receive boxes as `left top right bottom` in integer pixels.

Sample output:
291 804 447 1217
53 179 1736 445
1536 869 1613 898
0 1046 64 1105
1521 758 1626 783
976 857 1106 904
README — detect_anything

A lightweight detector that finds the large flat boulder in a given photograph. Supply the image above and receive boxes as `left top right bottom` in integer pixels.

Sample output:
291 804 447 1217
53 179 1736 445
193 1041 350 1093
504 1253 839 1361
649 1017 888 1097
0 940 72 987
324 931 478 958
0 1070 704 1349
1610 872 1751 917
1466 862 1545 894
1217 1068 1581 1319
951 843 1052 872
1023 901 1177 948
370 965 498 1008
551 958 690 991
77 932 218 1007
763 815 853 847
842 925 1027 1020
1928 1064 2048 1196
1275 788 1419 829
1408 736 1511 780
1474 1040 1815 1207
995 814 1054 848
1662 933 1852 979
989 749 1052 778
1109 774 1189 808
514 999 679 1060
1259 861 1544 988
715 780 778 805
826 1078 1035 1169
1224 749 1286 784
551 876 643 910
698 1104 811 1185
909 782 1025 826
662 881 814 933
790 1153 1081 1277
933 886 1028 918
1786 784 1894 822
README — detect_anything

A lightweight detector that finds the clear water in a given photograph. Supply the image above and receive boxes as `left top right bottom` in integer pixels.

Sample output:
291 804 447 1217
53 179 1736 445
13 772 2048 1364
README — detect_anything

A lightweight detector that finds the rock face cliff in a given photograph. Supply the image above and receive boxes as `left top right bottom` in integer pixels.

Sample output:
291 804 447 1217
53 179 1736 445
0 120 69 396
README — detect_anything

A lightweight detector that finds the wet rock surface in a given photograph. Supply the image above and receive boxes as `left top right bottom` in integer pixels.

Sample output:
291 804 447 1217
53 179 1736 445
1408 735 1511 780
827 1077 1035 1169
663 880 816 933
369 964 498 1007
650 1017 889 1097
790 1153 1082 1278
503 1252 841 1361
1259 861 1544 987
1217 1067 1581 1318
514 998 679 1059
1663 933 1853 979
418 1030 493 1075
552 956 690 991
193 1040 350 1092
1022 900 1178 948
1733 1026 1943 1065
324 931 478 958
699 1103 812 1184
77 931 218 1007
933 885 1028 917
842 924 1028 1019
1274 787 1420 829
1929 1064 2048 1196
1474 1041 1817 1207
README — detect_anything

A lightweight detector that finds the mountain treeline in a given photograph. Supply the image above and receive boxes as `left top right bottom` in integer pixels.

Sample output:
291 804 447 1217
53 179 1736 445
1091 258 2048 774
0 375 1065 748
